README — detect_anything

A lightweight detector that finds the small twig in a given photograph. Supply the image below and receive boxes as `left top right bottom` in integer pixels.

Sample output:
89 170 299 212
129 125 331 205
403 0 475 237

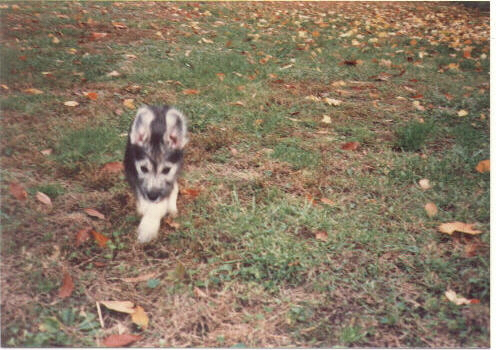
96 301 104 328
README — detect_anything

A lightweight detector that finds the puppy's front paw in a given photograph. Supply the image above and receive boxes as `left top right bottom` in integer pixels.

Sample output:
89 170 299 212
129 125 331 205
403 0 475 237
137 217 160 243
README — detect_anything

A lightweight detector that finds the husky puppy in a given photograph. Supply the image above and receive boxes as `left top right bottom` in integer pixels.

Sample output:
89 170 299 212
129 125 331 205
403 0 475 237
124 105 188 243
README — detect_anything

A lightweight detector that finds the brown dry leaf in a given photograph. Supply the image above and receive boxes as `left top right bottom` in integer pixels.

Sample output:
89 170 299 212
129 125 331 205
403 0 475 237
131 306 149 329
424 202 438 217
445 289 479 306
106 70 121 77
84 208 105 220
64 101 79 107
101 161 124 174
182 89 199 95
181 188 201 198
111 21 127 29
121 273 157 283
438 222 482 236
36 191 52 207
41 148 53 156
9 182 27 201
75 228 91 247
475 159 490 173
102 334 141 347
194 287 208 299
341 141 360 151
321 115 332 124
84 91 98 100
58 272 74 298
320 198 335 206
123 99 135 109
23 88 44 95
90 32 108 40
100 300 136 314
229 101 245 106
165 217 180 229
418 178 431 190
315 230 328 242
216 73 225 81
90 229 110 247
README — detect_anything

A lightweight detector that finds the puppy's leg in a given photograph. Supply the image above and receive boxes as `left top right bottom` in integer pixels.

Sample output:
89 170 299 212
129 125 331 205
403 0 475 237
137 196 168 243
167 181 179 218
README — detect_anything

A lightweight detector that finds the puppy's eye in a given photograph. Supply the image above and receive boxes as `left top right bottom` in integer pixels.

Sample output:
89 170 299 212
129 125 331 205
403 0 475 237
161 167 171 175
140 166 149 173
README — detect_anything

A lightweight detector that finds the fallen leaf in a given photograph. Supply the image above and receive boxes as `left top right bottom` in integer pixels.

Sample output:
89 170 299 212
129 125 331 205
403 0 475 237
102 334 141 347
90 230 110 247
121 273 157 283
321 115 332 124
445 289 479 306
101 161 124 174
216 73 225 81
457 109 469 117
424 202 438 217
438 222 482 235
123 99 135 109
315 230 328 242
111 21 127 29
324 98 342 106
180 188 201 198
475 159 489 173
106 70 121 77
229 101 245 106
413 100 425 111
182 89 199 95
23 88 44 95
418 178 431 190
75 228 91 246
131 306 149 329
100 300 136 314
194 287 208 299
341 141 360 151
58 272 74 298
90 32 108 40
165 217 180 229
9 182 27 201
64 101 79 107
36 192 52 207
342 59 358 66
155 31 165 39
84 91 98 100
41 148 53 156
320 198 335 206
84 208 105 220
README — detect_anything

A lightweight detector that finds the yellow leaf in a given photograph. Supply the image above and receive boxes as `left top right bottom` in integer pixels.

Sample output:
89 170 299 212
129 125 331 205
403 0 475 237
321 115 332 124
445 289 479 305
64 101 79 107
123 99 135 109
323 98 342 106
424 202 438 217
475 159 490 173
457 109 468 117
438 222 482 235
418 178 431 190
100 301 136 314
131 306 149 329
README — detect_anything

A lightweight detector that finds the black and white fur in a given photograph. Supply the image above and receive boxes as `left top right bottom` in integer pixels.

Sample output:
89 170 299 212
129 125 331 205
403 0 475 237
124 105 188 243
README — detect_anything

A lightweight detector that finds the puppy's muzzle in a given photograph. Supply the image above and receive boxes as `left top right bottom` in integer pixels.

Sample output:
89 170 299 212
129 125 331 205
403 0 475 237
145 182 173 202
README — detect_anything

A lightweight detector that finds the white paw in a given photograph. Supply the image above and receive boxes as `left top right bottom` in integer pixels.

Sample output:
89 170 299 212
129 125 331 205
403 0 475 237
137 217 160 243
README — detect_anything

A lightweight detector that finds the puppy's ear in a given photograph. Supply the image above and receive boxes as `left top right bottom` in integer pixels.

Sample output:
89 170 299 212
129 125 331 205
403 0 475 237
130 106 155 146
165 108 188 149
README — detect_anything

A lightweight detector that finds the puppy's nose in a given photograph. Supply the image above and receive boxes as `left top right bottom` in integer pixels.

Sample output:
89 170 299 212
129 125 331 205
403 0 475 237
147 190 161 201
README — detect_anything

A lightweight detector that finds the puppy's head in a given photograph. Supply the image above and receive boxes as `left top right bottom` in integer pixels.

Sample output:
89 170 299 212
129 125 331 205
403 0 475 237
129 105 188 202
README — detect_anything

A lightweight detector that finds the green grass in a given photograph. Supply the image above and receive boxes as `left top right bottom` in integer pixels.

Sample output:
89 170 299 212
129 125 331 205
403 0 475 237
0 2 489 348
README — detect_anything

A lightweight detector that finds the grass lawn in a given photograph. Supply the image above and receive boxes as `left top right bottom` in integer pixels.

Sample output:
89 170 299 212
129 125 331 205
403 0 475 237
0 2 489 347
